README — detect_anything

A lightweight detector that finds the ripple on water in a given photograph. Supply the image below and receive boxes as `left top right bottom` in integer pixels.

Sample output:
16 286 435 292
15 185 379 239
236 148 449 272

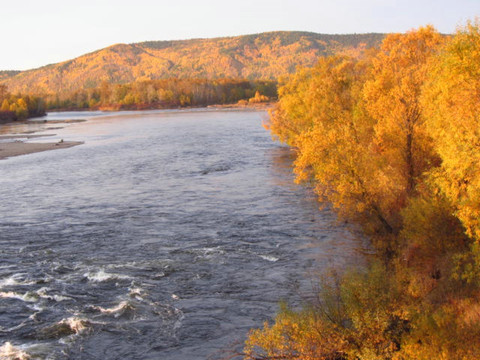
0 110 365 359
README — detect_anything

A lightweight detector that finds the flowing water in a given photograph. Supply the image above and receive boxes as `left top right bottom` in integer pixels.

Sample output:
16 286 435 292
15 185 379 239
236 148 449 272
0 109 364 359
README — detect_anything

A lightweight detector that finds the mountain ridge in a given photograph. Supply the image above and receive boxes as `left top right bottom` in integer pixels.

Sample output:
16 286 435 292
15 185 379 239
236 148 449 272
1 31 385 94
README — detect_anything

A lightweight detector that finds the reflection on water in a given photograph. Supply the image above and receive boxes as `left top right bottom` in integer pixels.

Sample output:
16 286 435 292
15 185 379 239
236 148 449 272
0 110 365 359
0 121 52 135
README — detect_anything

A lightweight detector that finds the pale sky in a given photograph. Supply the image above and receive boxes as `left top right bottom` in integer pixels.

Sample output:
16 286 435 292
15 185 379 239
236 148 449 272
1 0 479 71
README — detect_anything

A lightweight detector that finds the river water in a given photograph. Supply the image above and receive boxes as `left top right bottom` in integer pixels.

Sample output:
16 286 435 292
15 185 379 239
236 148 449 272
0 109 363 359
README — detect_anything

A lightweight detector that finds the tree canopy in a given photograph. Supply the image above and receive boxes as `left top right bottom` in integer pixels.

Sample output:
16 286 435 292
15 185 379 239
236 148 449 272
246 22 480 360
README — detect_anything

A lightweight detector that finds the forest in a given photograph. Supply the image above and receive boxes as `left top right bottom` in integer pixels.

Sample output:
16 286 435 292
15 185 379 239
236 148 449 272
43 78 276 110
0 84 45 121
245 22 480 359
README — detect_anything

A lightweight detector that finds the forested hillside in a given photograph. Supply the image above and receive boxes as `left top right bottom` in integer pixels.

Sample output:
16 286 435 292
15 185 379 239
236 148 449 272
0 32 384 94
0 71 20 81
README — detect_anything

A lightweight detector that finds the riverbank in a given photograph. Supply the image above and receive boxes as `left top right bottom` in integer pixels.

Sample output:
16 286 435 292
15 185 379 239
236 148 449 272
46 101 277 113
0 117 86 159
0 139 83 160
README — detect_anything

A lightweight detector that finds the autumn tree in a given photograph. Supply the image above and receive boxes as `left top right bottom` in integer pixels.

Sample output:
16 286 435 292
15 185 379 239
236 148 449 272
245 264 407 360
1 99 9 111
362 26 444 208
0 84 7 102
13 98 28 119
421 21 480 242
269 55 404 236
269 28 444 237
267 68 317 146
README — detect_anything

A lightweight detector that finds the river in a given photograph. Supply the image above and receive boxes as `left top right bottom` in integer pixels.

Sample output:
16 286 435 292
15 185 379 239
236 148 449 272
0 109 363 359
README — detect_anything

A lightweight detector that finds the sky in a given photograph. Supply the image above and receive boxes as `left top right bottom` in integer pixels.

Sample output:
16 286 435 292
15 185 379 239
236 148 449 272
1 0 479 71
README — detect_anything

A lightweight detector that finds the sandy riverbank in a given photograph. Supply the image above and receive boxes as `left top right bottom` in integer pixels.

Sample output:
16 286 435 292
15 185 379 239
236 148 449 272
0 117 86 160
0 140 83 160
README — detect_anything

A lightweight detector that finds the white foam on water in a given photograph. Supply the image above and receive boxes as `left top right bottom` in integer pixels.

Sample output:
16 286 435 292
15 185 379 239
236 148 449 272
89 299 140 321
42 317 91 344
0 276 20 288
200 247 225 256
52 294 71 302
128 286 145 300
84 269 131 282
51 317 91 345
0 274 36 289
259 255 279 262
0 291 37 303
95 301 134 316
0 342 31 360
0 287 70 304
0 265 16 270
62 317 89 334
36 287 71 302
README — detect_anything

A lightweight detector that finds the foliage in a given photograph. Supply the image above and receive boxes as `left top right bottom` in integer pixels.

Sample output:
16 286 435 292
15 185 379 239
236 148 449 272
249 90 270 104
43 78 276 110
421 20 480 242
246 22 480 360
363 26 444 200
268 27 444 237
245 264 406 360
272 56 397 234
0 70 20 81
0 86 45 120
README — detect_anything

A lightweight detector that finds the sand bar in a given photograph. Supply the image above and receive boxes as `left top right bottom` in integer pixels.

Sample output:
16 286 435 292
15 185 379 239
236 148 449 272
0 141 83 160
0 134 56 140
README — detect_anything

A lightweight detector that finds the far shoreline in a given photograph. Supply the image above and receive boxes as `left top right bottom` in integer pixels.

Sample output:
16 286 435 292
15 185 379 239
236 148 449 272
44 101 276 114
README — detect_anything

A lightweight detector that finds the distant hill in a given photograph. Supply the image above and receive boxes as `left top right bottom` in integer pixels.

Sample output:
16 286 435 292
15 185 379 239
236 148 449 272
0 70 21 81
1 32 384 94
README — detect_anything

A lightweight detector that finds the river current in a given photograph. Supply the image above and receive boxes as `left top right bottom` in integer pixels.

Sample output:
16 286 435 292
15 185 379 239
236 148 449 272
0 109 363 359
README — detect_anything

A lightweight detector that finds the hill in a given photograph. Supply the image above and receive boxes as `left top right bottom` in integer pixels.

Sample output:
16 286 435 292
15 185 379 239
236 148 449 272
0 70 21 81
1 31 384 94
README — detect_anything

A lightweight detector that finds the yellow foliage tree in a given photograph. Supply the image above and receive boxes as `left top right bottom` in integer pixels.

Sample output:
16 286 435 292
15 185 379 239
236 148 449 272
15 98 29 119
267 68 318 147
269 56 399 235
248 90 269 104
293 56 397 232
421 21 480 242
245 307 348 360
1 99 9 111
363 26 444 207
245 264 407 360
247 22 480 360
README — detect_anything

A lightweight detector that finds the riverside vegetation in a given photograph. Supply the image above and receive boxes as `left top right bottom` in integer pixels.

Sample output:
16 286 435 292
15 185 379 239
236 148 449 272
44 78 277 111
0 85 45 121
0 78 276 115
244 22 480 360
